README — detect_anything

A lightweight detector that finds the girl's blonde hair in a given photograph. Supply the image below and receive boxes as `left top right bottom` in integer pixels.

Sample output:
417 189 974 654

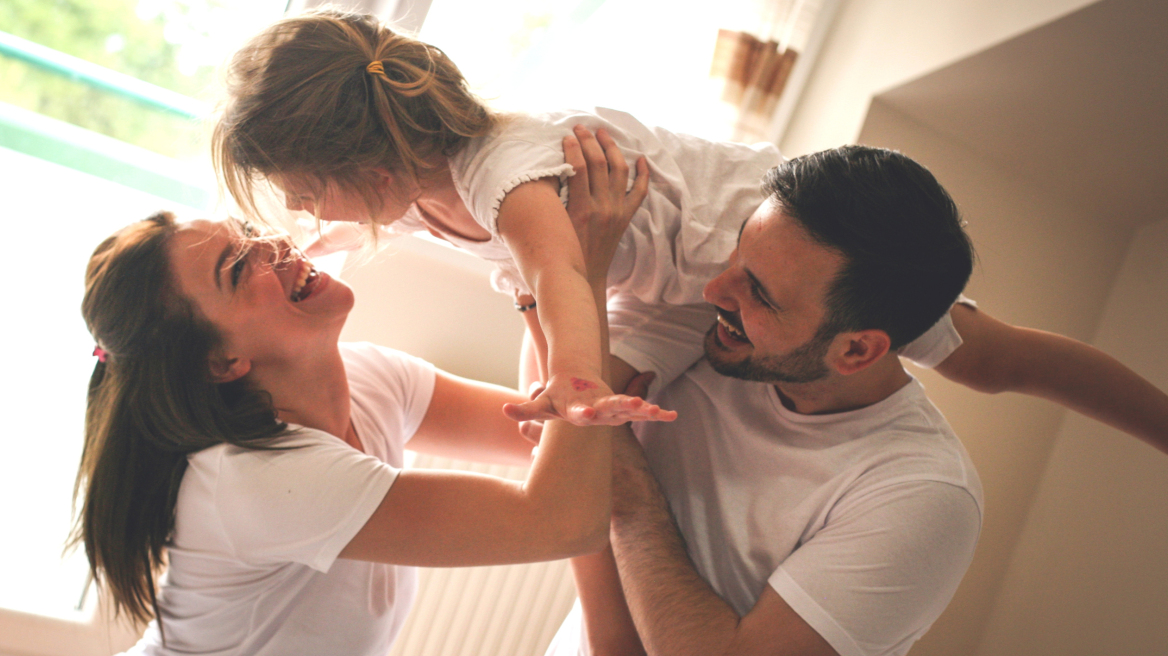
213 7 496 221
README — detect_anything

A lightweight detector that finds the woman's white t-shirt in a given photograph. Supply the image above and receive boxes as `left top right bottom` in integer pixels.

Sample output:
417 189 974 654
123 342 436 656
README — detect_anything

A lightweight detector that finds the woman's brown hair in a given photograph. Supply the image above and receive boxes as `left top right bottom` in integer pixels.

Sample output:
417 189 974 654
213 7 496 222
70 212 286 635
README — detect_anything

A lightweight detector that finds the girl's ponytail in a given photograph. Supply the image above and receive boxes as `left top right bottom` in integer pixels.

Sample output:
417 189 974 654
214 8 495 222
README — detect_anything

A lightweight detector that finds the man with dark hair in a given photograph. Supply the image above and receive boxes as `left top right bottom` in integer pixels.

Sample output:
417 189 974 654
760 146 974 350
534 138 1165 656
550 145 984 656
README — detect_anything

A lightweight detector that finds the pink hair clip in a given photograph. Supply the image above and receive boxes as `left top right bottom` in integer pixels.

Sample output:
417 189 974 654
93 346 108 363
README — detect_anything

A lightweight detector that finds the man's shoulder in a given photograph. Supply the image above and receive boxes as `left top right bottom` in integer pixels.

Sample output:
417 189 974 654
844 380 984 511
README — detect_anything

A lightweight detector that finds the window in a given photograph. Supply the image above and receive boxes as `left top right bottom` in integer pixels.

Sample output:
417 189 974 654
0 0 286 622
0 0 286 161
418 0 742 141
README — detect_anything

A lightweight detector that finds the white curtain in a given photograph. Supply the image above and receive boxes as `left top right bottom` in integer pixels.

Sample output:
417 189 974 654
286 0 434 33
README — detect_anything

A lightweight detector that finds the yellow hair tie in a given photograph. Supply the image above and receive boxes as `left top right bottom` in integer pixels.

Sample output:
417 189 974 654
366 60 385 77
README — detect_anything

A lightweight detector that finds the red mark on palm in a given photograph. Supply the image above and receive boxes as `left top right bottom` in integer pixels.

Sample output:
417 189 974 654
570 377 599 392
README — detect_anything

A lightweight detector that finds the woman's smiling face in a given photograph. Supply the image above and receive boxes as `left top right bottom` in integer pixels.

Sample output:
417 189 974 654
168 219 354 372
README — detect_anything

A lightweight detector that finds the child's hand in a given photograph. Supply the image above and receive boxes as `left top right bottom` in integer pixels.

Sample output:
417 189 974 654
563 126 650 282
502 373 677 425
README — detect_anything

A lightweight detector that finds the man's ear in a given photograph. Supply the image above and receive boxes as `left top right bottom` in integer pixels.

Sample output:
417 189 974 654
209 355 251 383
831 330 892 376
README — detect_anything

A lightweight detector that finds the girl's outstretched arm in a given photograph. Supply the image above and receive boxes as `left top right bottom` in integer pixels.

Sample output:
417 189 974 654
936 303 1168 454
499 130 659 425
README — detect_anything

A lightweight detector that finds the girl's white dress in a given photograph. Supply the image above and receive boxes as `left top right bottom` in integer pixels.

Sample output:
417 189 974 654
391 107 783 390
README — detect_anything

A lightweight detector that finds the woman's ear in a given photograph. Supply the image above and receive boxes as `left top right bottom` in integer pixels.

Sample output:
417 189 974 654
209 355 251 383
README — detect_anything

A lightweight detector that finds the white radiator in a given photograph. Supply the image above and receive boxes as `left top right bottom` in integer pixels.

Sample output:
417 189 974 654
387 453 577 656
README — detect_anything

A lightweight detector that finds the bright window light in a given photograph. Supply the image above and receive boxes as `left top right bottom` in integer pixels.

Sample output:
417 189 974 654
0 0 287 620
0 146 206 618
419 0 744 141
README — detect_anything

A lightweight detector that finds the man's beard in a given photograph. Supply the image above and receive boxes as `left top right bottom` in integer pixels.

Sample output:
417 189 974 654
704 323 833 384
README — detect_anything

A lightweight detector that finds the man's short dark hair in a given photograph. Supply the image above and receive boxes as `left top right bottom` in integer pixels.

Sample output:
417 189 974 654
762 145 974 349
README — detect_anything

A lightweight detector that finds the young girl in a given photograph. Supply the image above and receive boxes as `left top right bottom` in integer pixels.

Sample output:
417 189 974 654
214 9 1168 451
75 207 658 654
213 8 776 424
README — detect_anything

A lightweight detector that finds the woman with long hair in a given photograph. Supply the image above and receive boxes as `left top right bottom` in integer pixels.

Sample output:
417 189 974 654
72 152 652 654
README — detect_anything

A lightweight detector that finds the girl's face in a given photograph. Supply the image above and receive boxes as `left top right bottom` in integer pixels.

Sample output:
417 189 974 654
168 219 354 371
276 172 418 226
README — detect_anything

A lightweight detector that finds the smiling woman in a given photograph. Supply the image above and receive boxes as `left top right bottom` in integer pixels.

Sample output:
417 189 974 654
165 219 350 386
70 211 634 655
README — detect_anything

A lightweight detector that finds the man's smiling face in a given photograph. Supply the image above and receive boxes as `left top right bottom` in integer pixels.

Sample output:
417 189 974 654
701 199 847 384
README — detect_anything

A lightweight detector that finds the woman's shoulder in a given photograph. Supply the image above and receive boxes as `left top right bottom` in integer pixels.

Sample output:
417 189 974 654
185 428 343 469
340 342 437 437
340 342 436 386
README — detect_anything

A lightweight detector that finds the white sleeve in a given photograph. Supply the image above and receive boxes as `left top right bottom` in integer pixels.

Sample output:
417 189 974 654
898 295 977 369
212 435 397 573
768 480 981 656
606 293 716 396
456 138 574 239
341 342 437 446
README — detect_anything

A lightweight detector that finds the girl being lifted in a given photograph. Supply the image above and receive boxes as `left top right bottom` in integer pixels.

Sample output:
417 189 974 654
214 7 777 423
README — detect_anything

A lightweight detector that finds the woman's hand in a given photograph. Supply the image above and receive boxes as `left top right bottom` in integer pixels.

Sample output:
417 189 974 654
503 372 676 426
564 126 650 283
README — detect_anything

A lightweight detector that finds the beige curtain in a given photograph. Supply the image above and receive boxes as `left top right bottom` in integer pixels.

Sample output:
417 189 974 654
710 0 814 142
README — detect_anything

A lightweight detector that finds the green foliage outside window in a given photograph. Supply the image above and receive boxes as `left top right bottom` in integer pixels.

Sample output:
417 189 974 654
0 0 247 162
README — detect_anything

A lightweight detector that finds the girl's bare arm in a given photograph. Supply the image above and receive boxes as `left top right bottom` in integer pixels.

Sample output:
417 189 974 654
937 303 1168 454
497 136 658 425
340 181 633 566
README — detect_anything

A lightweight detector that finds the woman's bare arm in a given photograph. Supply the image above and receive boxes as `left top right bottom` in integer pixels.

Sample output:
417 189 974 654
339 413 610 566
405 370 535 467
342 330 616 569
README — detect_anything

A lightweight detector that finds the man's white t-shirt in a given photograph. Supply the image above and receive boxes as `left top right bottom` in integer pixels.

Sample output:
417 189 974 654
549 305 983 656
123 343 436 656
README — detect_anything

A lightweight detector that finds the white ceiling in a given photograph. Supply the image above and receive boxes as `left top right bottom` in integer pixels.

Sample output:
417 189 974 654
873 0 1168 230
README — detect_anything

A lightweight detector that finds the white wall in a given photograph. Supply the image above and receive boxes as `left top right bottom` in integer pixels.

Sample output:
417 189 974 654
781 0 1096 156
972 218 1168 656
824 2 1168 652
855 98 1137 655
338 236 525 387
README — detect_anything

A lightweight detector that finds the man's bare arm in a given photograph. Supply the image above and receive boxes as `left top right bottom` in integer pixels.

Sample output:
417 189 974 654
607 427 837 656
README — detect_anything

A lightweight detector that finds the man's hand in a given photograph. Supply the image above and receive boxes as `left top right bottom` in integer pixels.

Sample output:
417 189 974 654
564 125 650 282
